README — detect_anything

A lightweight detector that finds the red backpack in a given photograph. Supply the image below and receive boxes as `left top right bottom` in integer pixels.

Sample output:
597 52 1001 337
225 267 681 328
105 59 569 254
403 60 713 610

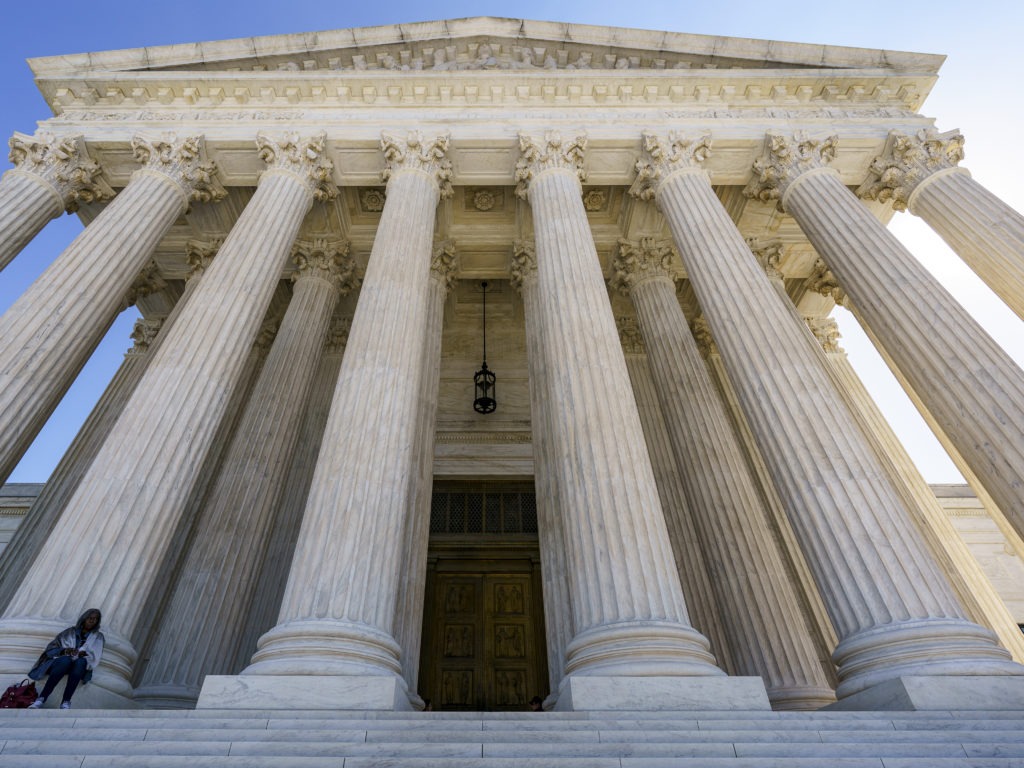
0 679 38 708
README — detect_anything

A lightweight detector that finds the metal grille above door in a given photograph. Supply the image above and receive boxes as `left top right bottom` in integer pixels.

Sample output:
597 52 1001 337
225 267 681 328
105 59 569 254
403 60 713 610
430 485 538 535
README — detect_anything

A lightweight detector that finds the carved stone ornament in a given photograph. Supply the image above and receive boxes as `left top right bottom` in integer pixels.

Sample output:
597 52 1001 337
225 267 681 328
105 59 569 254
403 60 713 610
807 257 847 305
255 132 337 202
325 317 351 353
185 237 223 280
430 241 459 294
380 131 454 199
691 315 717 357
359 188 386 213
291 238 358 295
806 315 843 354
254 319 280 355
127 317 164 356
743 131 838 210
615 316 646 354
630 131 712 201
582 188 607 212
856 128 966 211
509 241 537 293
746 237 785 281
514 131 587 199
610 237 677 295
131 133 227 205
121 261 167 310
7 131 114 212
472 189 496 211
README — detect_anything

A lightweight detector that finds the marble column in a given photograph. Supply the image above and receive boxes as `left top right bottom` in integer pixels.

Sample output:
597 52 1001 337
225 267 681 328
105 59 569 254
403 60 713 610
635 131 1020 700
0 132 335 703
858 128 1024 322
510 241 575 696
805 313 1024 664
135 239 355 706
617 317 734 675
745 131 1024 556
0 131 113 271
0 240 214 614
514 132 731 711
235 132 452 710
0 134 225 485
393 241 456 700
612 237 835 709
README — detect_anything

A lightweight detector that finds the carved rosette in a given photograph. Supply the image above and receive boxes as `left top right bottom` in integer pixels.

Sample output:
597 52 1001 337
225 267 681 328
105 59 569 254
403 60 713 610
744 132 839 210
610 237 678 295
747 238 785 281
121 261 167 310
430 241 459 294
615 316 645 354
808 257 847 305
857 128 966 211
7 131 114 212
509 241 537 294
185 238 223 281
380 131 453 199
691 316 717 357
514 132 587 199
325 317 351 353
126 318 164 357
630 131 712 202
291 238 357 295
255 132 337 202
806 316 843 354
131 134 226 205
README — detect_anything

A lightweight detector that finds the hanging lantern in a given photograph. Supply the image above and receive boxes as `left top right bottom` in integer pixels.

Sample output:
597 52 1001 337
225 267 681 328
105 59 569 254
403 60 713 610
473 281 497 414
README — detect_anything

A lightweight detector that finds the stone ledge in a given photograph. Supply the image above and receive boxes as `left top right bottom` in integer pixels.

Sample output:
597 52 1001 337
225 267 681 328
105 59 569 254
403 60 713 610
826 675 1024 711
553 675 771 711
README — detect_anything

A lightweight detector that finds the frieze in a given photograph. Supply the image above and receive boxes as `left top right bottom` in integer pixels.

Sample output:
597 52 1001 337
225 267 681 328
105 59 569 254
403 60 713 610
435 431 531 444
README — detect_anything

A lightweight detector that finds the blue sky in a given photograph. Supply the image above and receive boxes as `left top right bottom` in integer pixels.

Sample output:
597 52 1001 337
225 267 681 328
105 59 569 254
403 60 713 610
1 0 1022 483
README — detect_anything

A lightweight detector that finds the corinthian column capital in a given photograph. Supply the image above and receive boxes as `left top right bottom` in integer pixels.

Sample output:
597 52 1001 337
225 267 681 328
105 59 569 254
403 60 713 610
430 241 459 294
807 257 847 305
7 131 114 212
255 132 337 201
126 317 164 357
744 131 839 210
131 134 226 206
747 238 784 281
610 237 678 294
630 132 712 201
121 261 167 310
291 238 358 295
514 131 587 199
806 315 843 353
509 240 537 294
185 238 223 281
857 128 967 211
380 131 453 199
325 317 351 353
615 315 646 354
691 315 717 357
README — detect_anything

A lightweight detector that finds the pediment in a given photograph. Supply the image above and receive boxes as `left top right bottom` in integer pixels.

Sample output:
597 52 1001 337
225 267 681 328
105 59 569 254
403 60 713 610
28 17 943 79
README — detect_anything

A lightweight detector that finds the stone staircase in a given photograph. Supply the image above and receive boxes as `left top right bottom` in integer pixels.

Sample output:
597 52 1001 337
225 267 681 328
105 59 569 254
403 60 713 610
0 708 1022 767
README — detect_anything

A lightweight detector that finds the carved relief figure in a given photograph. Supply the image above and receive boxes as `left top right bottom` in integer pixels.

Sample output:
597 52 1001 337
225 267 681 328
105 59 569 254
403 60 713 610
443 624 474 657
494 584 523 614
445 584 473 613
494 625 525 658
495 671 525 705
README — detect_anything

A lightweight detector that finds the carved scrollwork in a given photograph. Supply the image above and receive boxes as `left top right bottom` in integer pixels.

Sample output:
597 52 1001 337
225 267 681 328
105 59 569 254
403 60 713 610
7 131 114 212
121 261 167 311
127 318 164 356
380 131 453 199
185 237 223 281
806 316 843 353
610 237 677 295
807 257 847 305
131 133 226 205
691 316 717 357
291 238 358 295
430 241 459 294
856 128 966 211
746 237 785 281
255 132 337 202
325 317 351 353
743 131 838 210
509 241 537 294
514 131 587 199
630 131 712 201
615 316 646 354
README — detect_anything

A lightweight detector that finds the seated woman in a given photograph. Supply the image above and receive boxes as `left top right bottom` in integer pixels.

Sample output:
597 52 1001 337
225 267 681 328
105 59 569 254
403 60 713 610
27 608 104 709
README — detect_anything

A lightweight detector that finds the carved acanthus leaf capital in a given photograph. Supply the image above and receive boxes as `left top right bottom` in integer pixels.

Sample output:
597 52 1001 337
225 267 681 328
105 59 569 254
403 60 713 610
746 237 785 281
856 128 965 211
325 317 352 353
127 318 164 356
122 261 167 310
185 238 223 281
514 132 587 199
7 131 114 212
743 131 838 210
509 241 538 294
254 319 279 356
380 131 453 199
610 237 678 295
615 316 645 354
808 257 847 305
430 241 459 294
291 238 357 295
630 131 712 201
691 316 717 357
806 316 843 353
255 132 337 202
131 134 226 205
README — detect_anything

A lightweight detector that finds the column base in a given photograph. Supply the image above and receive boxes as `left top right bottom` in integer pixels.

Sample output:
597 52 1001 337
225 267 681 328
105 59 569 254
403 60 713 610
132 683 199 709
552 675 771 711
196 674 415 711
826 675 1024 711
765 685 836 711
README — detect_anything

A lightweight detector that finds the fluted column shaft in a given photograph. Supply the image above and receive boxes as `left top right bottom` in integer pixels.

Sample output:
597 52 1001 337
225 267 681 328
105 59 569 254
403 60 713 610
0 135 324 698
781 166 1024 550
647 155 1017 697
137 246 347 703
516 135 719 679
0 172 64 270
247 135 450 684
622 261 834 708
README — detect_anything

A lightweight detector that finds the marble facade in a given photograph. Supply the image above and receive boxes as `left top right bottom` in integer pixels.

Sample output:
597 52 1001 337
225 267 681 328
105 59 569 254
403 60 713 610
1 18 1024 712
